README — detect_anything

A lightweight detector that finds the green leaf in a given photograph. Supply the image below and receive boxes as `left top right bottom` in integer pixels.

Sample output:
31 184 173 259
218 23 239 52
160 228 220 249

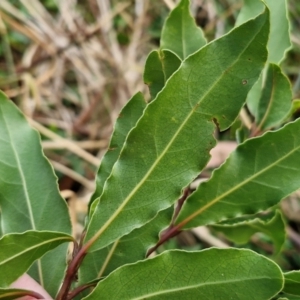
83 249 283 300
246 73 264 120
79 208 173 283
0 92 72 296
264 0 291 63
84 9 270 252
236 0 291 63
160 0 206 59
286 99 300 120
0 214 2 238
283 271 300 296
0 230 73 287
0 288 45 300
276 296 300 300
253 64 292 131
212 210 286 253
90 92 146 206
292 100 300 113
239 0 291 120
176 118 300 229
236 0 264 27
144 50 181 100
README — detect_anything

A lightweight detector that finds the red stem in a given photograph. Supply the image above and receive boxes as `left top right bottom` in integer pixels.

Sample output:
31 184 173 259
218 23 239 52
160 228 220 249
58 189 191 298
67 282 98 300
147 188 191 257
147 225 181 257
172 188 190 224
56 243 89 300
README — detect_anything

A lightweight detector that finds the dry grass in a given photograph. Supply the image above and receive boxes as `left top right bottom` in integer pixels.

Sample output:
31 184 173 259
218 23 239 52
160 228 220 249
0 0 157 196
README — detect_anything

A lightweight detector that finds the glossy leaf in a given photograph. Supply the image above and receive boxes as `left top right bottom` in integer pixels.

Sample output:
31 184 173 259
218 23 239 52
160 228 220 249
0 92 72 296
160 0 206 59
144 50 181 99
176 118 300 229
84 10 270 252
236 0 291 63
0 231 73 287
90 92 146 206
79 208 173 283
283 271 300 296
83 249 283 300
212 210 286 253
254 64 292 131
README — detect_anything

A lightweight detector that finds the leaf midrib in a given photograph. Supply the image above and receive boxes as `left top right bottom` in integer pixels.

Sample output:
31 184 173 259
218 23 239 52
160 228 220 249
0 106 47 284
257 65 276 130
180 134 300 227
1 109 36 230
159 51 167 84
87 18 266 249
131 276 279 299
181 4 186 59
0 236 71 265
97 239 120 278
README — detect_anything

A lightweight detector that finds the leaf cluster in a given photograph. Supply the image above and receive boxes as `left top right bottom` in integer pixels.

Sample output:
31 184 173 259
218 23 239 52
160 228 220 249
0 0 299 299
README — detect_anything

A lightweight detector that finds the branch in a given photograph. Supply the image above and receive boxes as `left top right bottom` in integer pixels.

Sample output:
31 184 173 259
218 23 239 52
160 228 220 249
67 282 98 300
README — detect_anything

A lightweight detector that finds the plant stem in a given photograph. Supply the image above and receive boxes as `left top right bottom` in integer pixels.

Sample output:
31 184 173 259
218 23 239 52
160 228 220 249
56 234 87 300
67 282 98 300
147 225 181 257
56 245 88 300
172 188 190 224
58 188 190 298
147 187 190 257
250 126 262 138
